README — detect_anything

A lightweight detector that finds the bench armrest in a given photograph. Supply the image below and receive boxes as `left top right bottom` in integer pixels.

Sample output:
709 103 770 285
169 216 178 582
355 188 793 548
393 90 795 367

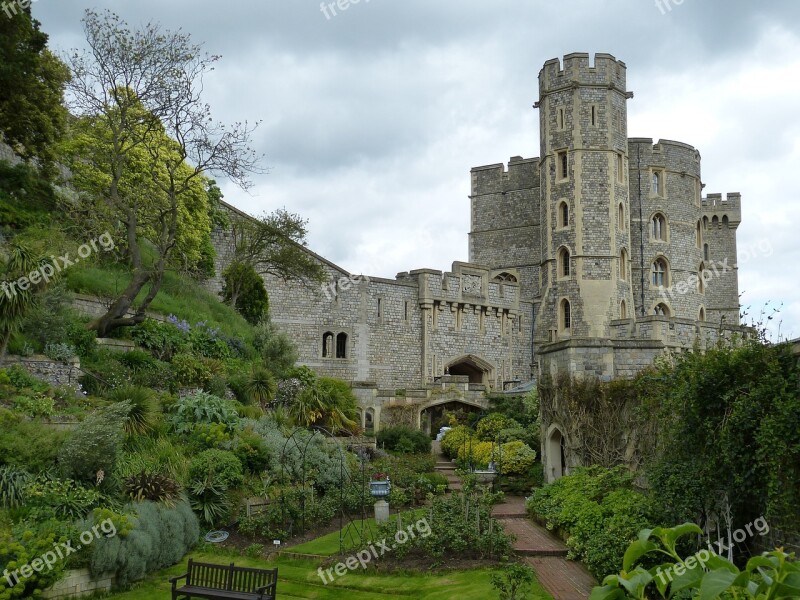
169 573 187 587
256 581 277 599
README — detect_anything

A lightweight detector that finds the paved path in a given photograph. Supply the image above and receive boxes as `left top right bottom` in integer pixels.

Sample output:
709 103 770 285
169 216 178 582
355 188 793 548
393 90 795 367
432 443 595 600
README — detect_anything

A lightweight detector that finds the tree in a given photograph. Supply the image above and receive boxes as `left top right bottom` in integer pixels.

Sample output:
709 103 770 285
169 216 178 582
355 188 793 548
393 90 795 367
222 261 269 324
64 10 261 336
226 209 326 305
0 7 69 170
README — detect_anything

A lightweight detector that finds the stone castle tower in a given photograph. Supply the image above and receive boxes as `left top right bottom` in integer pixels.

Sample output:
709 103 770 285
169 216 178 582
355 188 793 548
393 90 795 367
470 52 743 380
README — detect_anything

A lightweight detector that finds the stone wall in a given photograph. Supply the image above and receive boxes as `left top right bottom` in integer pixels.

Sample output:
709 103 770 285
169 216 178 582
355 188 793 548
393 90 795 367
69 293 168 322
2 355 82 390
43 569 115 600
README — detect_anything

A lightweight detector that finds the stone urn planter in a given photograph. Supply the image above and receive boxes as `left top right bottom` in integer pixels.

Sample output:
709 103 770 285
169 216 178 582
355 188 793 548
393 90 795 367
472 470 497 484
369 478 391 498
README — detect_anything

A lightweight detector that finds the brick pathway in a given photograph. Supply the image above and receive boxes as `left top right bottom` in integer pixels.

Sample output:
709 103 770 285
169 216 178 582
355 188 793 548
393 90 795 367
492 496 597 600
432 443 596 599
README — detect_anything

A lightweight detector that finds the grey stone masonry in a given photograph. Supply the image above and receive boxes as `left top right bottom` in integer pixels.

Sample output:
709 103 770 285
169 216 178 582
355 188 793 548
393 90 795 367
203 51 747 435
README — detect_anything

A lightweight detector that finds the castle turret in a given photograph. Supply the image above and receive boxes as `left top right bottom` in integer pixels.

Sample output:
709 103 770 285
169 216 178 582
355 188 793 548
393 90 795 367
535 53 635 345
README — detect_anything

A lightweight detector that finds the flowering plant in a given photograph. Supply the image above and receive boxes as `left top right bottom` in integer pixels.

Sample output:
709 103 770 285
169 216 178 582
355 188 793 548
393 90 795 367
371 472 388 481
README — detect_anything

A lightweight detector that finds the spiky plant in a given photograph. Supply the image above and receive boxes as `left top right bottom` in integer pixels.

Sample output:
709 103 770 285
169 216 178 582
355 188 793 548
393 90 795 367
108 386 158 436
245 366 277 407
123 470 181 506
0 465 31 509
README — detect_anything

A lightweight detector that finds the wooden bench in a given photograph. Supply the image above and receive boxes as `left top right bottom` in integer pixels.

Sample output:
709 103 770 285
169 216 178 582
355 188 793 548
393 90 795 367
170 559 278 600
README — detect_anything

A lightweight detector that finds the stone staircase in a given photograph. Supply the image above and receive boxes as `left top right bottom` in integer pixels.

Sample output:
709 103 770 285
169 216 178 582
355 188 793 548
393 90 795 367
432 441 462 491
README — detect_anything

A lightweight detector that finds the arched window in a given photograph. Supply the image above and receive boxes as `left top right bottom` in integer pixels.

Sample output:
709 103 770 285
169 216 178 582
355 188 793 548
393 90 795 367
336 333 348 359
654 303 670 317
698 307 706 322
558 248 571 278
712 215 719 228
560 299 571 330
722 215 729 228
620 249 628 281
559 201 569 228
696 221 702 248
703 243 710 261
620 300 627 319
652 258 668 287
651 171 661 195
322 331 334 358
652 213 666 241
618 203 625 229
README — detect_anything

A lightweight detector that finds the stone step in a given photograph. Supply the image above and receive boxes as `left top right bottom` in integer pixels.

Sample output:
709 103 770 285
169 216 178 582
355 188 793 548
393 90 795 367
514 547 569 558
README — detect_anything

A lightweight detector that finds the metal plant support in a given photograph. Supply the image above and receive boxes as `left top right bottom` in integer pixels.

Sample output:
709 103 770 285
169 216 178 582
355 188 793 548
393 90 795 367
278 426 374 555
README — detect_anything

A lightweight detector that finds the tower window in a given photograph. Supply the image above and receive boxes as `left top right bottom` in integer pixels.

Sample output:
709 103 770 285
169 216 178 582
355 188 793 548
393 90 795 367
590 105 597 127
336 332 348 358
652 258 668 287
652 213 666 241
696 221 702 248
620 300 627 319
698 307 706 322
616 153 625 183
557 108 565 130
558 247 571 278
561 299 571 330
559 201 569 228
322 331 334 358
698 263 706 294
651 170 664 196
704 243 710 261
404 300 409 321
620 249 628 281
654 303 670 317
377 297 382 319
557 151 568 180
618 203 625 229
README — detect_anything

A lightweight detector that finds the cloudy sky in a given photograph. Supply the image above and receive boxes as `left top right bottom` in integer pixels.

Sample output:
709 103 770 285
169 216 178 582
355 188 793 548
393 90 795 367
34 0 800 339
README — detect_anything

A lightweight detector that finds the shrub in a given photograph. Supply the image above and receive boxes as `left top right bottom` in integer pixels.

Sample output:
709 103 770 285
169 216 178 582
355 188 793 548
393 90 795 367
12 393 55 418
232 428 270 474
440 425 472 459
187 322 231 360
171 353 213 388
3 364 41 390
252 321 298 377
189 449 244 490
222 262 270 325
23 476 103 521
87 499 199 586
527 466 657 579
0 465 30 509
244 366 277 406
44 342 76 362
493 440 537 475
107 386 158 436
116 437 190 485
130 318 186 360
377 426 432 454
458 440 494 468
124 471 182 506
189 422 231 450
0 519 73 598
476 413 521 441
169 391 240 434
58 403 129 485
490 563 536 600
0 420 68 472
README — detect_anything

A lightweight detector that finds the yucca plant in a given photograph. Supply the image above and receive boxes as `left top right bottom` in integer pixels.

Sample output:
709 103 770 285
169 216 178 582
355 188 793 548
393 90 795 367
123 470 181 506
245 366 277 407
108 386 158 436
0 465 31 509
189 477 230 527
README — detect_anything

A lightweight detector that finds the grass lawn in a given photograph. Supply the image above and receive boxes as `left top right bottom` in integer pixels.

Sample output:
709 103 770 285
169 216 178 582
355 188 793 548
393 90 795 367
103 550 553 599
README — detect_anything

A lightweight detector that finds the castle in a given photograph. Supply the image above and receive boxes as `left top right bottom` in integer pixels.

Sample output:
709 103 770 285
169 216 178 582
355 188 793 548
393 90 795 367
209 52 749 478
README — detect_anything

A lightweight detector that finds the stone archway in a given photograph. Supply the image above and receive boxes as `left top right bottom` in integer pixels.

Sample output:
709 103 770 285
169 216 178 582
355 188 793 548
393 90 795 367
545 424 567 483
444 354 495 385
418 398 487 436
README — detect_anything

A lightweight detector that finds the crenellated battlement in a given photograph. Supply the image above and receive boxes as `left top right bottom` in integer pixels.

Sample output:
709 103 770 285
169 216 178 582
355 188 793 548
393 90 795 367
702 193 742 223
539 52 627 95
470 156 539 196
627 138 702 179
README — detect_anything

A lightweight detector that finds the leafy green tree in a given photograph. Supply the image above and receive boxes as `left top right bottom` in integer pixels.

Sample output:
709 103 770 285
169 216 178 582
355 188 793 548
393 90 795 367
222 261 269 324
63 10 260 336
0 7 69 170
253 320 298 377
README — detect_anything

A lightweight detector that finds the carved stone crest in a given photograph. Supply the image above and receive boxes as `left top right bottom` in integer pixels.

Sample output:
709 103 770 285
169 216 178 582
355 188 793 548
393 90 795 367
462 274 482 295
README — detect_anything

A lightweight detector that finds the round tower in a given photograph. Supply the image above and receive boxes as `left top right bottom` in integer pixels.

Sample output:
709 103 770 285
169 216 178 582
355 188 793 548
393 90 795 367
535 53 635 343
